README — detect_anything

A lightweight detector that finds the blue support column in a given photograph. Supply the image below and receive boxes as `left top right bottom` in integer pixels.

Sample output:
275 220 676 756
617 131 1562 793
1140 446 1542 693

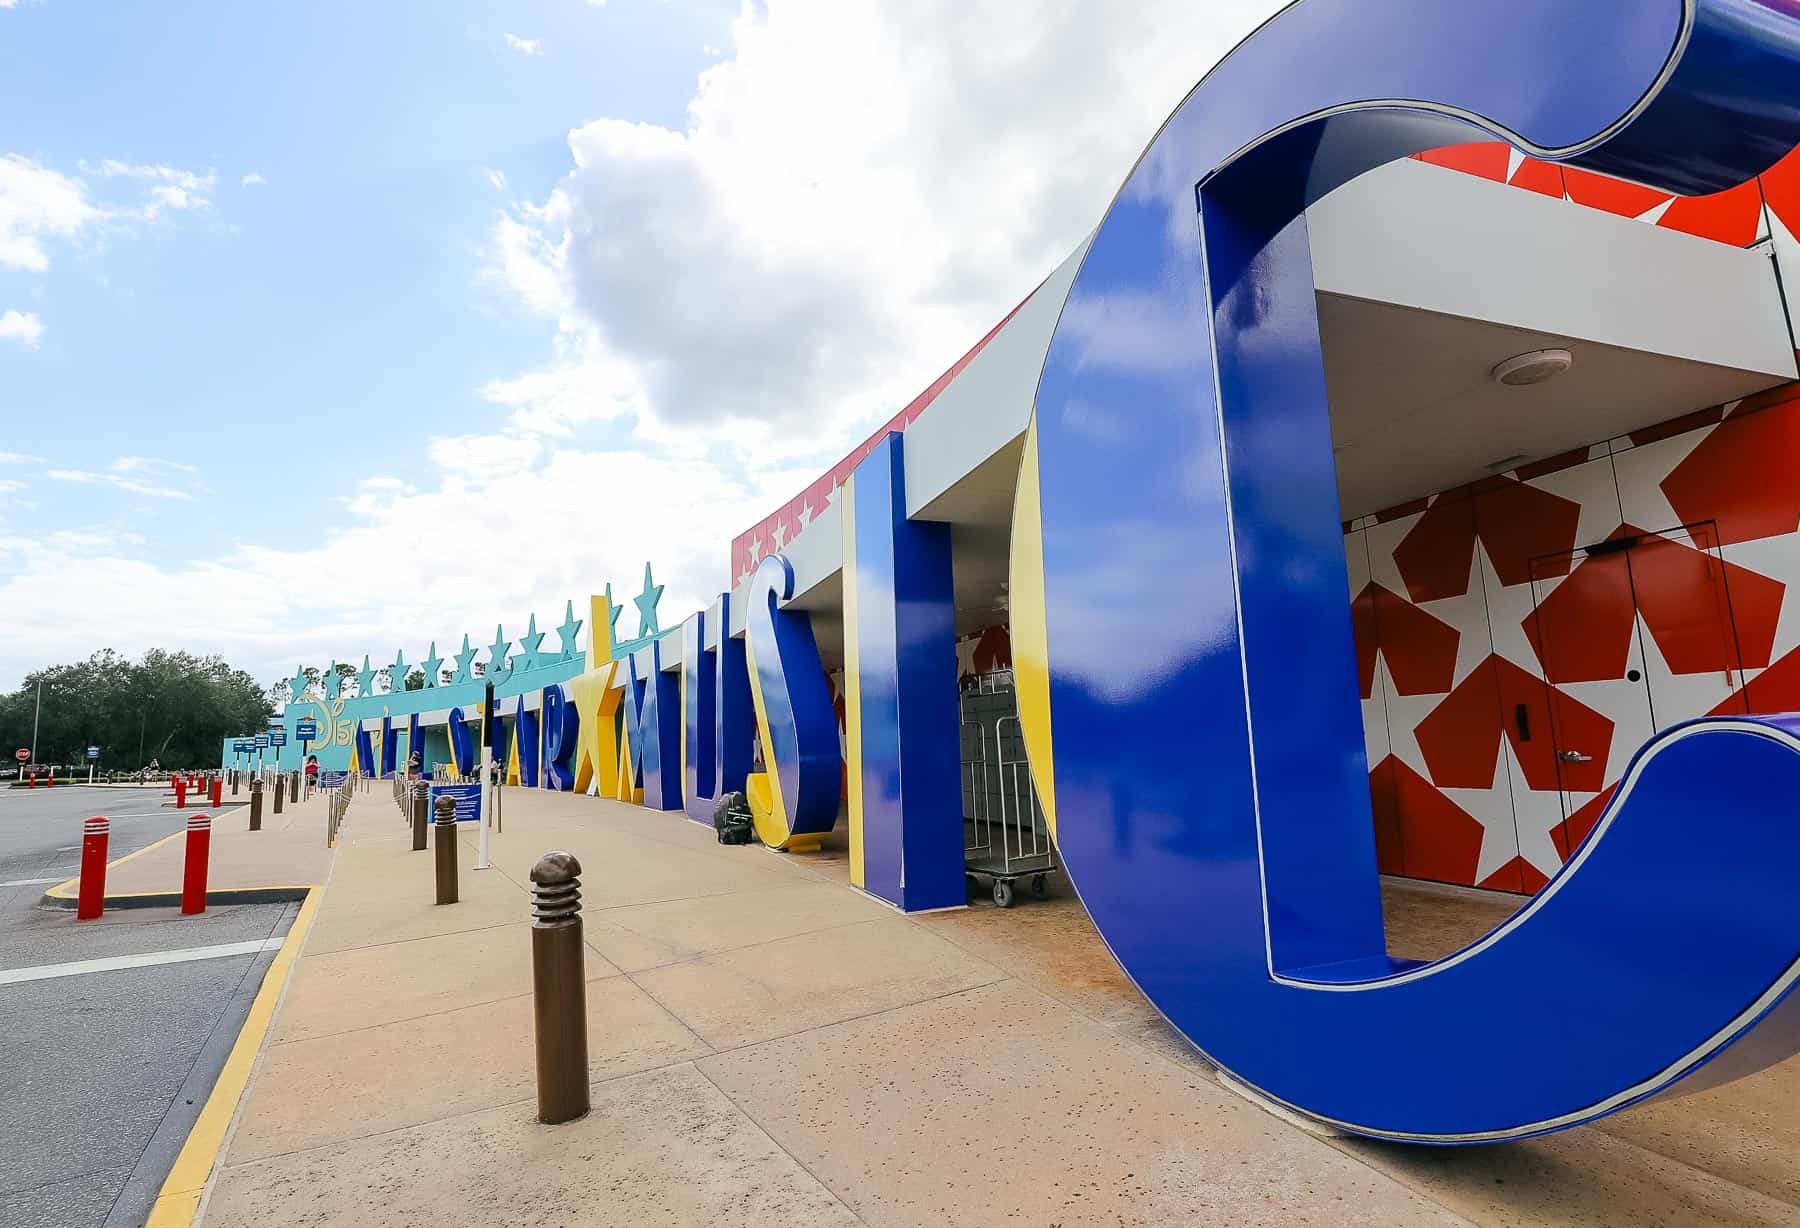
515 697 541 787
843 432 964 911
627 642 682 810
682 609 717 823
379 716 396 778
713 593 753 800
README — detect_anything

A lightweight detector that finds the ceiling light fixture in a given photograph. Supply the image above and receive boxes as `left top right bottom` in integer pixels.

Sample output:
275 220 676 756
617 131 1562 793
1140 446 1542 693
1491 348 1573 387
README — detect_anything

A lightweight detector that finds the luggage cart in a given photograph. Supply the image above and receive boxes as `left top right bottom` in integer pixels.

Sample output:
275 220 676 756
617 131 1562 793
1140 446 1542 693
960 671 1057 907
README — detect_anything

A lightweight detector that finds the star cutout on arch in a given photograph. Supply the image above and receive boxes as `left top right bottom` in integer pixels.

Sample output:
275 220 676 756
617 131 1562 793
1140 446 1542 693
356 655 378 698
556 600 583 660
452 635 478 685
604 583 623 638
421 642 442 688
388 649 408 693
487 625 512 679
325 660 344 697
634 562 664 639
517 614 546 672
285 666 311 708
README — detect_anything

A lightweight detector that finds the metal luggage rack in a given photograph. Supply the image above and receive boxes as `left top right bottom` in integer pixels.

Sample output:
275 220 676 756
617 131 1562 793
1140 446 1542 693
960 668 1057 908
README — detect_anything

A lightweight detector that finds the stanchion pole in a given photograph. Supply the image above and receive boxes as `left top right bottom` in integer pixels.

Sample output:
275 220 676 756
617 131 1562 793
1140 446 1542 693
433 793 459 904
181 815 211 915
249 779 263 832
76 816 109 921
272 777 284 817
530 851 589 1124
411 780 429 852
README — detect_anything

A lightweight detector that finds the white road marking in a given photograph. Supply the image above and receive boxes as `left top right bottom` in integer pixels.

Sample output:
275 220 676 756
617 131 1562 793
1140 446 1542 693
0 937 286 986
55 846 78 851
0 877 63 887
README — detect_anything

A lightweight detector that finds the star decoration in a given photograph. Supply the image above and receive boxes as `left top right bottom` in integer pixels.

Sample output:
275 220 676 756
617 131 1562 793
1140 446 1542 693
517 614 546 672
604 583 623 638
285 666 311 708
487 625 512 679
388 649 408 693
421 642 442 688
634 562 664 639
556 600 583 660
356 655 378 698
325 660 344 697
452 634 478 684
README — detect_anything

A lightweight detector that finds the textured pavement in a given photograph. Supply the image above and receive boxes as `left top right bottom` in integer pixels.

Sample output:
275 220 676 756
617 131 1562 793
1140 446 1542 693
186 787 1800 1227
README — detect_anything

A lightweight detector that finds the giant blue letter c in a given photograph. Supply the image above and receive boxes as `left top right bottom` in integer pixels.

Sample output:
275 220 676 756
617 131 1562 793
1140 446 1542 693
1011 0 1800 1142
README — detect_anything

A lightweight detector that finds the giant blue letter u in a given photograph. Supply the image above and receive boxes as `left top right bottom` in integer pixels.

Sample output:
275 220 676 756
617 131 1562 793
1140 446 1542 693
1010 0 1800 1142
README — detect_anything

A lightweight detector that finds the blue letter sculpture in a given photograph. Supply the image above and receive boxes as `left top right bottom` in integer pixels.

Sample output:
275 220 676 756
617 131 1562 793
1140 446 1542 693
1010 0 1800 1142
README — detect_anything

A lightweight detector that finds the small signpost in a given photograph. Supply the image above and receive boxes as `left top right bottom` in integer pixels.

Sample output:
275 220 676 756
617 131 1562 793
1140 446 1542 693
429 781 482 824
86 745 99 783
295 718 318 782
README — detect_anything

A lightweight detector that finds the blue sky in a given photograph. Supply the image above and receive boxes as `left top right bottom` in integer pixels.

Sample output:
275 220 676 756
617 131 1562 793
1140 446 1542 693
0 0 1269 693
1 0 729 562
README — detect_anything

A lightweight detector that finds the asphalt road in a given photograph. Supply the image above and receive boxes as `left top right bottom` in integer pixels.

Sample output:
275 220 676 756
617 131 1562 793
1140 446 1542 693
0 786 294 1228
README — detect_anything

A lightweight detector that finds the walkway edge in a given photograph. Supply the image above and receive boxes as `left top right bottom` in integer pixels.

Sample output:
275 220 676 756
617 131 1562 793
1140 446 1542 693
144 884 323 1228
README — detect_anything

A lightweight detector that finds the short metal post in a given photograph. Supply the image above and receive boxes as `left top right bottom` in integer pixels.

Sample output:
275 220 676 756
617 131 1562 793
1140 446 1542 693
411 781 429 852
433 793 459 904
182 815 211 915
77 816 109 921
174 776 187 809
249 779 263 831
210 776 222 808
231 770 239 797
530 851 589 1124
289 771 299 804
272 778 284 816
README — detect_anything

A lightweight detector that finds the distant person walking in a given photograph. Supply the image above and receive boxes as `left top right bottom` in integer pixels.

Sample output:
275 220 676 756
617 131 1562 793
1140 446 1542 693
305 754 319 791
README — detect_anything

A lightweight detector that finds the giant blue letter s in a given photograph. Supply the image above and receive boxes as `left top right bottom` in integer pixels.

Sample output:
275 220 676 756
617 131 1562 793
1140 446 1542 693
1011 0 1800 1142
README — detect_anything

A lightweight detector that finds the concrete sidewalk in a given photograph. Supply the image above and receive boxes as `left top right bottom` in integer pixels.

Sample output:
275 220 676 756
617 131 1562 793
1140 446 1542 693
184 788 1800 1227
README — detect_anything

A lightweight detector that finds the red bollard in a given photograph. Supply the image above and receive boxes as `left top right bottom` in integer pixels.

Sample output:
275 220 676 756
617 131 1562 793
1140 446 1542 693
26 773 35 788
45 772 54 787
210 776 222 807
77 816 109 920
174 776 187 808
182 815 211 915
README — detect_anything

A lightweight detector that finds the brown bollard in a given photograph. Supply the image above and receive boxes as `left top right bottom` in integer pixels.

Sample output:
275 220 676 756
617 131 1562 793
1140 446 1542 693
411 781 429 852
530 851 589 1125
289 770 299 804
433 793 459 904
272 777 284 816
248 779 263 831
231 770 239 797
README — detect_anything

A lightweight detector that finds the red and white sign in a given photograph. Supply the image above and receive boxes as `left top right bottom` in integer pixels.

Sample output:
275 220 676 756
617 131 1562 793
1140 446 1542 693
13 748 28 762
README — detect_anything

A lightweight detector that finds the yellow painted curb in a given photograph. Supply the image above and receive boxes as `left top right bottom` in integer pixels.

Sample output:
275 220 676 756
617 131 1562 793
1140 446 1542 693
145 884 323 1227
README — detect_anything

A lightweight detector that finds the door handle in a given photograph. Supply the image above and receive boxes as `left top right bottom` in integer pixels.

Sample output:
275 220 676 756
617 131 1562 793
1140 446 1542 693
1560 750 1592 763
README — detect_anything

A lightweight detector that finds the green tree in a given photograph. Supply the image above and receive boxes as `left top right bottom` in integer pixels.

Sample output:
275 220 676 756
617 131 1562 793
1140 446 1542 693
0 649 275 769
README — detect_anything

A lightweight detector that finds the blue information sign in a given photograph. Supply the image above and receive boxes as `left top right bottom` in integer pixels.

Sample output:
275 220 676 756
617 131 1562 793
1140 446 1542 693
86 746 100 760
253 734 269 750
295 719 318 741
234 739 250 753
319 770 347 791
429 782 482 824
269 728 287 747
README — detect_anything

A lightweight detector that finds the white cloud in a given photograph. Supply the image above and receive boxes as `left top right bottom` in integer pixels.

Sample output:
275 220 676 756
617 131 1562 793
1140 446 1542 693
0 308 43 347
484 167 508 193
43 457 202 501
491 0 1273 457
503 32 542 55
1 153 217 273
0 155 99 271
241 171 267 187
0 452 44 464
